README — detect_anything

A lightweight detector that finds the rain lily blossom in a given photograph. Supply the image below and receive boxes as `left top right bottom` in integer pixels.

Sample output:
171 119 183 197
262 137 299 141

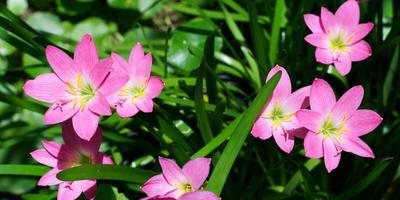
109 43 164 118
304 0 374 75
296 79 382 172
23 34 128 140
251 65 310 153
140 157 220 200
30 120 113 200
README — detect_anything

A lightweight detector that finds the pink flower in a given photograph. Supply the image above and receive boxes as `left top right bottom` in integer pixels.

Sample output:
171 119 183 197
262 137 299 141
296 79 382 172
251 65 310 153
140 157 220 200
30 120 113 200
23 34 128 140
109 43 164 118
304 0 374 75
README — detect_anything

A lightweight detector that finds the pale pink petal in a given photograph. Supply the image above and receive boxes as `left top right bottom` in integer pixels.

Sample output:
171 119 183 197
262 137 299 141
346 109 382 137
146 77 164 98
348 23 374 44
141 196 175 200
135 95 154 113
45 46 77 81
72 109 100 141
332 86 363 121
30 148 57 167
182 158 211 189
320 7 337 32
315 48 333 64
323 139 341 172
98 71 129 96
158 157 187 187
141 174 175 197
129 43 145 71
42 141 62 157
251 118 272 140
57 182 82 200
111 52 130 74
38 168 62 186
334 54 352 76
310 79 336 113
349 40 372 61
101 154 114 164
335 0 360 27
89 93 112 116
305 33 329 48
284 86 311 111
266 65 291 98
23 73 65 104
272 128 295 153
296 110 324 133
89 58 112 89
179 191 221 200
80 180 97 200
341 135 374 158
304 131 324 158
43 102 79 125
74 34 99 74
304 14 323 33
116 101 140 118
133 54 152 84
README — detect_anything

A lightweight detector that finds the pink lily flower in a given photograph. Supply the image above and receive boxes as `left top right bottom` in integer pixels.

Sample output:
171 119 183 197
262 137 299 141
304 0 374 75
296 79 382 172
140 157 220 200
23 34 128 140
251 65 310 153
109 43 164 118
30 120 113 200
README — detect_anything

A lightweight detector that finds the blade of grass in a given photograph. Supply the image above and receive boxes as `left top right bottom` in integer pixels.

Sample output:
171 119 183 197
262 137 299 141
269 0 285 66
0 164 49 176
157 115 193 153
0 91 47 113
383 46 399 107
284 159 320 194
206 72 281 195
205 32 218 104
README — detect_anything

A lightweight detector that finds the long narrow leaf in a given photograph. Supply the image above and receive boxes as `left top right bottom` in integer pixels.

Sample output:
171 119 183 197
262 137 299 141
0 164 49 176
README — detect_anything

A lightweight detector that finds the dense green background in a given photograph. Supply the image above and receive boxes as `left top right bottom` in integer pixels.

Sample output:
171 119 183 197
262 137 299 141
0 0 399 199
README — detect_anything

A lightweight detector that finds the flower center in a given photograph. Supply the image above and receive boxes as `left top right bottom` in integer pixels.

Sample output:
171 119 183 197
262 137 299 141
71 154 93 167
180 183 192 194
64 74 96 111
318 113 349 140
118 85 146 102
263 100 294 129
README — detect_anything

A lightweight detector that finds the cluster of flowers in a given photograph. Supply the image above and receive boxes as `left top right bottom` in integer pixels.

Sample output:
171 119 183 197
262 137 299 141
251 0 382 172
24 0 382 199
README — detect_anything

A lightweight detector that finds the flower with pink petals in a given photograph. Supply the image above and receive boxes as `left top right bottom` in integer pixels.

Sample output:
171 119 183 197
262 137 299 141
23 34 129 140
296 79 382 172
30 120 113 200
251 65 310 153
140 157 220 200
304 0 374 75
109 43 164 118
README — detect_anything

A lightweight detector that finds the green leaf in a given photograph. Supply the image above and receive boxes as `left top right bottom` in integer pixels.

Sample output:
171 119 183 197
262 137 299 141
0 164 49 176
383 46 399 107
26 12 64 35
269 0 285 66
206 72 281 195
157 115 193 153
0 91 47 113
284 159 320 194
57 164 156 184
6 0 28 15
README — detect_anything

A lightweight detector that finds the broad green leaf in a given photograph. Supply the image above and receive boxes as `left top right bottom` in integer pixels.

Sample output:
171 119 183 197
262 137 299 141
7 0 28 15
26 12 64 35
0 164 49 176
70 17 111 41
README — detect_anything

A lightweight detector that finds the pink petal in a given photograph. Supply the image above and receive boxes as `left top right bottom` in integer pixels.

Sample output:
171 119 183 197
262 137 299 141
80 180 97 200
89 93 112 116
323 139 341 172
304 14 323 33
304 131 323 158
320 7 337 32
346 109 382 137
42 141 62 157
74 34 99 74
101 154 114 164
141 174 175 197
349 40 372 61
30 148 57 167
43 102 79 125
62 119 102 154
315 48 333 64
38 168 62 186
158 157 187 187
72 109 100 141
348 23 374 44
296 110 324 133
334 54 352 76
341 135 374 158
266 65 291 98
272 128 295 153
179 191 221 200
146 76 164 98
284 86 311 111
335 0 360 27
23 73 65 104
45 46 77 82
310 79 336 113
57 182 82 200
332 86 363 121
116 101 140 118
98 70 129 96
89 58 112 89
304 33 329 48
129 43 145 72
136 95 154 113
111 52 130 74
133 54 153 84
182 158 211 189
251 118 273 140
